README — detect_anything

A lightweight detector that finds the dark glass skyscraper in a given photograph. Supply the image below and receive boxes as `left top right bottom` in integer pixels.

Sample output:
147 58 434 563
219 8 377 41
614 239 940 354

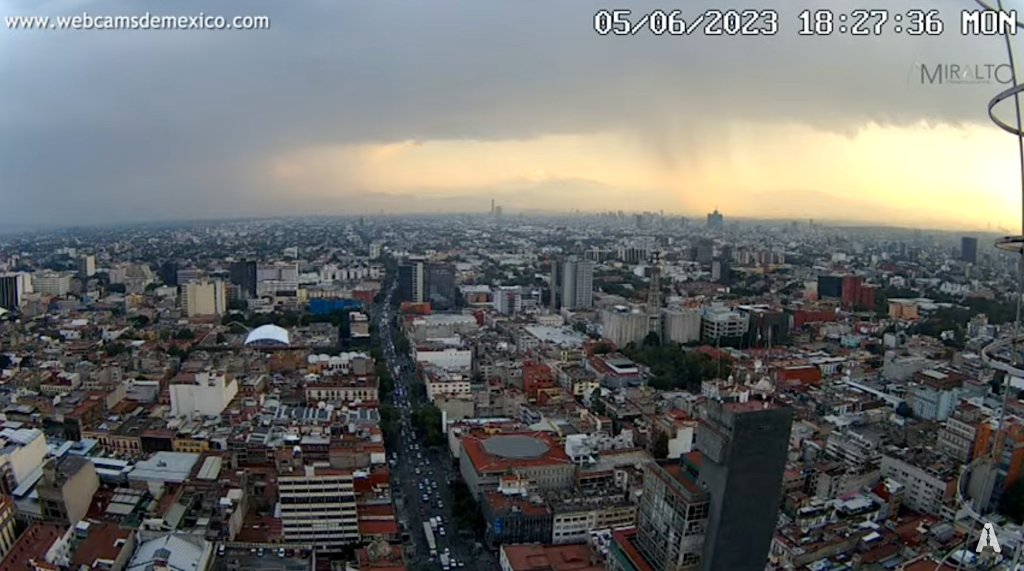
696 399 793 571
706 209 724 230
0 275 21 311
397 258 425 303
817 275 843 299
961 236 978 264
229 260 257 299
427 263 456 309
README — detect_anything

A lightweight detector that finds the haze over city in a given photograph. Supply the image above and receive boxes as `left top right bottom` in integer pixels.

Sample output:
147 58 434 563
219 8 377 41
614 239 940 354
1 0 1022 229
11 1 1024 569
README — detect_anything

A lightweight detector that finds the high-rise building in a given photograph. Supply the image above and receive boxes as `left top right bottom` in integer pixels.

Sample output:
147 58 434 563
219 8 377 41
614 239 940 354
180 279 228 317
633 458 710 570
696 399 794 571
962 236 978 264
661 307 701 344
840 275 863 308
706 209 724 230
278 465 359 549
256 262 299 297
427 262 456 309
229 260 258 299
169 371 239 417
176 267 203 285
817 275 843 299
493 286 522 314
601 306 650 347
157 261 178 286
700 304 748 342
710 260 730 285
0 496 17 561
692 240 714 266
0 274 31 311
548 260 560 311
561 257 593 310
76 255 96 279
369 241 383 260
31 272 71 297
398 257 425 303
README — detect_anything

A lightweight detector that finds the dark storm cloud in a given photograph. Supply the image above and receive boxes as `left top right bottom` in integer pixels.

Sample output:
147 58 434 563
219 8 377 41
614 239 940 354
0 0 1015 224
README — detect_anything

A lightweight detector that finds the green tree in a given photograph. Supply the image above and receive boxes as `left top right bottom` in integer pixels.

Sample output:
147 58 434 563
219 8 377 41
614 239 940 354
395 335 411 355
896 402 914 418
643 331 661 347
652 431 670 459
104 342 126 357
379 404 399 443
622 343 729 392
412 404 446 446
375 362 394 402
450 480 485 535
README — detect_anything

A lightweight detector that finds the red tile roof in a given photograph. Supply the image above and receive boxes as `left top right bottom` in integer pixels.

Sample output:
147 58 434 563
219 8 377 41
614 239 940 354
502 543 603 571
462 432 571 475
611 529 654 571
69 523 132 568
0 523 66 571
358 520 399 536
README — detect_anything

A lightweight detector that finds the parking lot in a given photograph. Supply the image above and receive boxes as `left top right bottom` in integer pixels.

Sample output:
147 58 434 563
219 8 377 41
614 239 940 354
216 547 312 571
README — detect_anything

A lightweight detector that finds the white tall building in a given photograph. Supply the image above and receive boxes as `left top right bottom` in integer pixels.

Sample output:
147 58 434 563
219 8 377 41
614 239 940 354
414 348 473 371
601 306 650 347
561 257 594 310
170 372 239 418
180 280 228 317
701 304 749 341
32 272 72 297
257 263 300 296
77 255 96 278
493 286 522 314
278 465 359 548
0 428 47 491
661 307 702 344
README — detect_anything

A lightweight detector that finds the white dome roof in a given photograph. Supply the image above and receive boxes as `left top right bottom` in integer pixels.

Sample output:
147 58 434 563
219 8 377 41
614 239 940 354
245 324 290 346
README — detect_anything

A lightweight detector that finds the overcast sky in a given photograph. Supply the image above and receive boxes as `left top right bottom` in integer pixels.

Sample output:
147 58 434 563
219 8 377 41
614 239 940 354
1 0 1022 229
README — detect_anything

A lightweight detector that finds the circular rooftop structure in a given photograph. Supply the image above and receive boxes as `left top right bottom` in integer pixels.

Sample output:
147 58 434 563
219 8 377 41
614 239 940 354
245 324 290 347
482 435 550 459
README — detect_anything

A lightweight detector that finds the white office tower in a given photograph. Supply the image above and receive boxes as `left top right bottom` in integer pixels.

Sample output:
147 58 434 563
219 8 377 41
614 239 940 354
279 465 359 548
601 305 650 347
661 307 702 344
31 271 72 296
493 286 522 314
77 255 96 278
257 262 300 296
561 257 594 310
180 279 228 316
169 371 239 417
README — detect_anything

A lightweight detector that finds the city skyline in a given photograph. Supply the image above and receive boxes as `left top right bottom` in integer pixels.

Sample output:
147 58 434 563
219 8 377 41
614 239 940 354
2 0 1022 230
